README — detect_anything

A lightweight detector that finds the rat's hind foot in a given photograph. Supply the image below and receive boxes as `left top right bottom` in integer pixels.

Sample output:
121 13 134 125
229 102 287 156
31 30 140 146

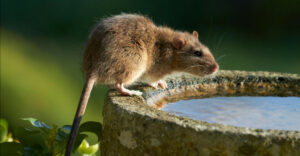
116 83 143 96
149 80 168 89
128 90 143 96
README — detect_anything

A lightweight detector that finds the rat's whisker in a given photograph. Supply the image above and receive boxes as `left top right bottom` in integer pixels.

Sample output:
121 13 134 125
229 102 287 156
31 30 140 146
216 54 226 61
183 64 205 71
215 32 227 55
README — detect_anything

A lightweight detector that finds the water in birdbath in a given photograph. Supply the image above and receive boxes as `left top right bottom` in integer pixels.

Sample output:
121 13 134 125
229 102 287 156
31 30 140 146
161 96 300 130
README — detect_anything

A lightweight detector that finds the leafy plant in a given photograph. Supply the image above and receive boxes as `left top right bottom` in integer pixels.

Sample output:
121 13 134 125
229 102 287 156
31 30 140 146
0 118 102 156
77 140 99 156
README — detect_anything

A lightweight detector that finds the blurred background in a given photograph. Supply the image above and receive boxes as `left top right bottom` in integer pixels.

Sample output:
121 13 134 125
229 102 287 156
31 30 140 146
1 0 300 143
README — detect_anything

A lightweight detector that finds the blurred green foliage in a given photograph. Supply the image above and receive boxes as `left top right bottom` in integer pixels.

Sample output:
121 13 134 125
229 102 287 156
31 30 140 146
0 118 9 143
1 1 300 154
0 118 101 155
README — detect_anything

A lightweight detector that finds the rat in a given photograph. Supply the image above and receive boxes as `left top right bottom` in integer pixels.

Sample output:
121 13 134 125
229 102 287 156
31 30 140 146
65 13 219 155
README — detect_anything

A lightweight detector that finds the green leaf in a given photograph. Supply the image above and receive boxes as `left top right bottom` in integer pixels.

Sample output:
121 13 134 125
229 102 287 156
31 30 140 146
77 139 99 155
22 118 51 130
56 129 68 142
23 144 45 156
0 118 8 143
73 133 88 152
0 142 23 156
14 127 40 146
79 121 102 141
56 125 71 142
61 125 71 132
15 127 40 137
77 139 89 154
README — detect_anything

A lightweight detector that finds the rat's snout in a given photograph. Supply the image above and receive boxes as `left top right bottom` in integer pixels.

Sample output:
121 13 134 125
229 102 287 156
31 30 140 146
210 63 219 73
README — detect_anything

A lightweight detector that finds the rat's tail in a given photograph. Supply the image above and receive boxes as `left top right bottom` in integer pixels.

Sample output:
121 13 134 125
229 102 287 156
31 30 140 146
65 77 96 156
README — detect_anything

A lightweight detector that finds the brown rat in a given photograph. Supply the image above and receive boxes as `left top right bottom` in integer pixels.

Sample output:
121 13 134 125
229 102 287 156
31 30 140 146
65 13 218 155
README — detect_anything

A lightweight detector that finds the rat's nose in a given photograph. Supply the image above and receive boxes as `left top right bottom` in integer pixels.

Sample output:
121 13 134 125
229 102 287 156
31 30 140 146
211 63 219 73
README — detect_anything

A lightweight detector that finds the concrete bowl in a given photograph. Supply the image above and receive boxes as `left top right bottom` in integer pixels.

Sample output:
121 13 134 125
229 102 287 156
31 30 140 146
101 70 300 156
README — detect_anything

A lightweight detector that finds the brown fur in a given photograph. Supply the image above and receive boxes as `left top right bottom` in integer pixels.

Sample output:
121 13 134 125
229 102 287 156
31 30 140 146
66 14 219 155
83 13 218 86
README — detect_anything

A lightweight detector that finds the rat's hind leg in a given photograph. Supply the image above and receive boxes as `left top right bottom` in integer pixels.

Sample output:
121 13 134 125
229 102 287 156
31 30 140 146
114 63 145 96
107 46 147 96
116 83 142 96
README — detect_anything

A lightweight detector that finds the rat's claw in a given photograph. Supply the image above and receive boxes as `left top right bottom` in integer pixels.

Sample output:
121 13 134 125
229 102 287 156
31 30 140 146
158 80 168 89
149 82 159 89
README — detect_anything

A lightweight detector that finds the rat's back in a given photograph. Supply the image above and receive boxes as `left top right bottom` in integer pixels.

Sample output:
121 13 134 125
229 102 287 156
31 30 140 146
83 14 157 84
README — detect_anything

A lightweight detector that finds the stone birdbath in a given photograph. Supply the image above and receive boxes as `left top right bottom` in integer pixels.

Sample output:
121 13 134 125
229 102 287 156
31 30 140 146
101 70 300 156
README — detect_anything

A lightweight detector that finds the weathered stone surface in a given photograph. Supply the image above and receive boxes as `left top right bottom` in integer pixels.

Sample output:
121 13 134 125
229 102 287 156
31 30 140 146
101 70 300 156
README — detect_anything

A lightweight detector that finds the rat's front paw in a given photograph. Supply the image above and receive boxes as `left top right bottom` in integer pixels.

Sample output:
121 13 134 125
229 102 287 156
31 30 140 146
149 80 168 89
149 82 159 89
157 80 168 89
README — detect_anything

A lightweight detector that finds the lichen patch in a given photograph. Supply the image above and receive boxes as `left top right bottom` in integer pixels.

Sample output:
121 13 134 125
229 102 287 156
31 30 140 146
118 130 137 149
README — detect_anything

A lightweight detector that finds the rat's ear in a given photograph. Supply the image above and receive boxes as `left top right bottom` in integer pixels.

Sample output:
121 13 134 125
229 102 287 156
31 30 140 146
172 36 186 49
193 31 198 38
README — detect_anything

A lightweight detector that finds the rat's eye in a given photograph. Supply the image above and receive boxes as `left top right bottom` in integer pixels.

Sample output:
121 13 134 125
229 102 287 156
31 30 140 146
194 51 203 57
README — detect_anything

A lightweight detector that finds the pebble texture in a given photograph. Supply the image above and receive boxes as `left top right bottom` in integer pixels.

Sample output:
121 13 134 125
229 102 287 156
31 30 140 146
101 70 300 156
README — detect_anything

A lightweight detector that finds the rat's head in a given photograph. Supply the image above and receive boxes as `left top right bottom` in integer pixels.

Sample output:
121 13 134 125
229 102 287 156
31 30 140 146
172 31 219 77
